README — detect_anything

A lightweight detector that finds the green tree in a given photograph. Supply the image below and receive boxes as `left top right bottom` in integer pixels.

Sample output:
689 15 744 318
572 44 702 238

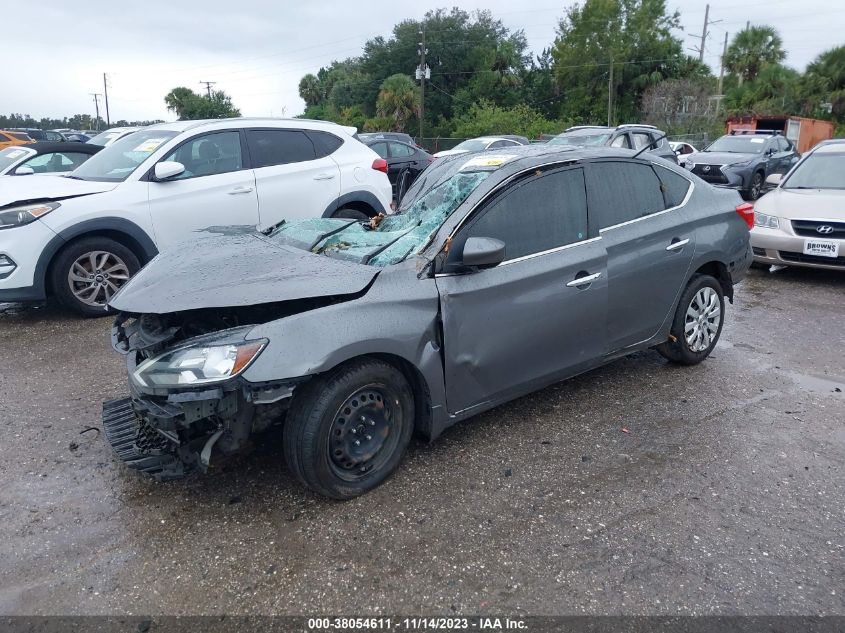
723 26 786 85
375 74 419 131
723 64 801 115
298 74 323 106
800 46 845 120
552 0 702 125
449 100 562 138
164 87 240 119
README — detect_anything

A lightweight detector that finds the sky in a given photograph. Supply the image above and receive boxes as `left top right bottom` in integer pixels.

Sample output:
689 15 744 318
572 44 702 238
3 0 841 124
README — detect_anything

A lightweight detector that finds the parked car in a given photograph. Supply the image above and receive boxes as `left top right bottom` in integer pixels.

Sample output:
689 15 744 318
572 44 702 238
0 118 392 315
64 133 92 143
669 141 697 167
433 136 527 158
684 130 799 201
363 138 433 202
87 127 140 146
101 145 752 498
548 124 678 163
358 132 418 147
11 128 67 143
0 142 101 176
0 130 33 150
751 139 845 271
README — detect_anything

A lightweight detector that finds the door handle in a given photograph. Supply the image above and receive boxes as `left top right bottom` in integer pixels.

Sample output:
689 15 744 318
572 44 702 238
566 272 602 287
666 238 690 251
313 173 336 181
227 186 254 195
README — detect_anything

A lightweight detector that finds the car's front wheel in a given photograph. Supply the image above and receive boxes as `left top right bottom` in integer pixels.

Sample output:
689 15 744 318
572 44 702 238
283 359 414 499
656 274 725 365
745 171 764 200
50 237 140 317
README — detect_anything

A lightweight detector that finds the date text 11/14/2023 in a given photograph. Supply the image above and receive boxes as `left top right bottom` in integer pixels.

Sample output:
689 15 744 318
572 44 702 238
306 617 528 631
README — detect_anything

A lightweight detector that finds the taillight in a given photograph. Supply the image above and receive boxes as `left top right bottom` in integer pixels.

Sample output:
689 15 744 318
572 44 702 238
735 202 754 230
372 158 388 174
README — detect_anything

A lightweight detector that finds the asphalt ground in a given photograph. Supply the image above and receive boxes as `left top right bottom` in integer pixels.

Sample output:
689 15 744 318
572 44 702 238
0 266 843 616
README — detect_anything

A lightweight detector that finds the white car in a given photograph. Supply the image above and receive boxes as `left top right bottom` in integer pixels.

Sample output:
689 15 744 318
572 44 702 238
750 139 845 271
0 118 392 315
669 141 698 167
433 136 525 158
87 127 141 146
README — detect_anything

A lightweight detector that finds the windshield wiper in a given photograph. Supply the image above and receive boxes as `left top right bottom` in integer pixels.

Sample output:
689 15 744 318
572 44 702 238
64 175 85 180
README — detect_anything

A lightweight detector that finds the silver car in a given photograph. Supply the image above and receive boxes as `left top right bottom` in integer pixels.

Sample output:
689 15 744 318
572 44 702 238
751 139 845 270
102 146 752 498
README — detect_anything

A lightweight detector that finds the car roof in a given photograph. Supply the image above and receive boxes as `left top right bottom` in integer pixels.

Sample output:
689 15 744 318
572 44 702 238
25 141 102 155
145 117 357 135
811 141 845 154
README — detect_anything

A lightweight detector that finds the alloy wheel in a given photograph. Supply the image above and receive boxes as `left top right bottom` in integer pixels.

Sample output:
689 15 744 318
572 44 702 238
684 287 721 353
67 250 130 307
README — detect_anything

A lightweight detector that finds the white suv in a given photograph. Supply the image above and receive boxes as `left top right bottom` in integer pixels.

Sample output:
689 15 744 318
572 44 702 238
0 118 392 315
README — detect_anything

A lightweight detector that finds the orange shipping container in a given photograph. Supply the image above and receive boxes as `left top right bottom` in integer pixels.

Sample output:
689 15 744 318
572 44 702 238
725 115 834 153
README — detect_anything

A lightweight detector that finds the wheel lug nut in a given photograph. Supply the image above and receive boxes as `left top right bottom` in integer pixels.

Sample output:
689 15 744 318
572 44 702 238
369 420 375 426
365 434 372 441
354 440 361 446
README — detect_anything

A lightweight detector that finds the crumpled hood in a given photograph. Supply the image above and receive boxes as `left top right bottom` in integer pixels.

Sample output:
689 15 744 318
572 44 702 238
689 151 758 166
755 187 845 221
109 231 379 314
0 175 117 208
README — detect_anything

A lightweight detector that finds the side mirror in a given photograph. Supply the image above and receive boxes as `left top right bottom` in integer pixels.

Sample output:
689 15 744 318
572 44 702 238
764 173 782 187
153 161 185 181
461 237 506 269
13 165 35 176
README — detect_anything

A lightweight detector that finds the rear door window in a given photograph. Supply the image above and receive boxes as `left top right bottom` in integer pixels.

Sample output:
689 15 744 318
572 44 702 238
654 165 692 208
586 161 667 229
246 129 316 168
389 142 415 157
462 167 589 261
632 133 652 150
307 130 343 157
610 134 631 149
369 142 389 159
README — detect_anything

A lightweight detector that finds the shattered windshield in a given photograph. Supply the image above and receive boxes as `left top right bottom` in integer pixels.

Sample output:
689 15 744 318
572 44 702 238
269 169 493 266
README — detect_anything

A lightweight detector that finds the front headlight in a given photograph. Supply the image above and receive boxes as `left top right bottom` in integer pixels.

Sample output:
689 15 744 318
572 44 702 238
724 160 753 170
0 202 60 230
754 212 779 229
133 338 268 388
684 159 694 170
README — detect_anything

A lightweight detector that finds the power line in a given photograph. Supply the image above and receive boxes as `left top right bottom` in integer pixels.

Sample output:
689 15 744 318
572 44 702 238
199 81 216 97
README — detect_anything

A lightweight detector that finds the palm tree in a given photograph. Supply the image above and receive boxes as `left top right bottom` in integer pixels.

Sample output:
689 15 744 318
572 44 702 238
724 26 786 85
375 74 419 132
298 74 323 107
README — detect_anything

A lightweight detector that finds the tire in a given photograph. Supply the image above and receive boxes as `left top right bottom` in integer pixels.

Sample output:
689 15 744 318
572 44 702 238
656 274 725 366
333 208 369 220
283 358 414 499
50 236 141 317
744 171 764 201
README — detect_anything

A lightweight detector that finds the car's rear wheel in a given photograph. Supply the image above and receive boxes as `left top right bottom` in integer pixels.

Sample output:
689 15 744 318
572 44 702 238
283 359 414 499
50 236 140 317
334 208 369 220
656 274 724 365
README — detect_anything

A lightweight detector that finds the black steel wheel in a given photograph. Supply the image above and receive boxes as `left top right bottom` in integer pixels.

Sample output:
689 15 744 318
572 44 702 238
284 359 414 499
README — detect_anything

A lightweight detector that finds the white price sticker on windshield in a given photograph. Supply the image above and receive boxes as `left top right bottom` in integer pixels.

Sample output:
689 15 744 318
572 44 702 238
5 149 26 158
750 138 765 143
132 138 167 153
459 154 517 170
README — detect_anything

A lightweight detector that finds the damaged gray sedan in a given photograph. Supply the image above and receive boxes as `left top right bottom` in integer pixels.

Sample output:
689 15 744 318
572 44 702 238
103 145 752 498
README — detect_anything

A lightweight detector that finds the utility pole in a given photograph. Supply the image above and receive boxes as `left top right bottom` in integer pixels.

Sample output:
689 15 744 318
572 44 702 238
698 4 710 62
103 73 111 127
416 27 429 143
90 93 102 131
199 81 216 98
717 32 728 95
607 55 614 127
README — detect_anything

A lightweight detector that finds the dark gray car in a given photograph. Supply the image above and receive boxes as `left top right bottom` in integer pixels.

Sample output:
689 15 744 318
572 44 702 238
102 145 752 498
685 131 799 201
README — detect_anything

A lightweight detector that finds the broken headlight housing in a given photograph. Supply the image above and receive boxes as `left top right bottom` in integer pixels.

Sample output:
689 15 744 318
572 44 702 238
133 337 268 388
0 202 60 230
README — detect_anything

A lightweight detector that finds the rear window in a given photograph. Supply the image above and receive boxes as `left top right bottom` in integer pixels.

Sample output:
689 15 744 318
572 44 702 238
586 161 666 229
307 130 343 157
10 132 32 142
654 165 692 208
246 129 316 168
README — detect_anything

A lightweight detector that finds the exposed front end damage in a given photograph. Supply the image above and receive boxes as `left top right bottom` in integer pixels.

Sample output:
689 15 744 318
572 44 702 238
103 308 311 480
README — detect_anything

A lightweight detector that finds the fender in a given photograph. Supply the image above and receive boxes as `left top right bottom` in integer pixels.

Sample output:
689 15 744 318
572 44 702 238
321 191 388 218
30 217 159 300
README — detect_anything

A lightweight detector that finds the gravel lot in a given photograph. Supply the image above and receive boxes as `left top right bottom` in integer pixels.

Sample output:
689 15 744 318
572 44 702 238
0 267 843 616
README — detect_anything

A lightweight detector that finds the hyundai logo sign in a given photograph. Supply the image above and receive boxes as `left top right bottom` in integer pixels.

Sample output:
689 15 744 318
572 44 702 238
816 225 834 235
